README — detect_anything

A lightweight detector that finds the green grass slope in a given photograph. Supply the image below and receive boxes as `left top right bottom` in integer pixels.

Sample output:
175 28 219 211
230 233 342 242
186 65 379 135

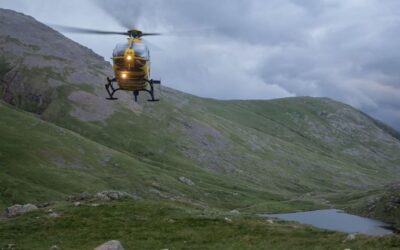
1 101 309 213
0 100 154 206
41 87 400 200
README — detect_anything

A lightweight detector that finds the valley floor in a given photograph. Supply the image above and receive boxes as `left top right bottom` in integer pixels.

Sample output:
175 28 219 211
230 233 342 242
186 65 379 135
1 199 399 250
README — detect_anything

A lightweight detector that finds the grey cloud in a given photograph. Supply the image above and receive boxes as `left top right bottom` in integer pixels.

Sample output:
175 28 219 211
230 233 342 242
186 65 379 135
94 0 400 130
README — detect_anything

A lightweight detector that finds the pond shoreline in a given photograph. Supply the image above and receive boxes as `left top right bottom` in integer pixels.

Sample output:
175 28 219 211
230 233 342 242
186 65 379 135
260 209 395 236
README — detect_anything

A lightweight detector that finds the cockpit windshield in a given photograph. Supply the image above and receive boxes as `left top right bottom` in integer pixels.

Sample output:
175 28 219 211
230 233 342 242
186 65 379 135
113 42 129 57
133 43 149 59
113 41 149 59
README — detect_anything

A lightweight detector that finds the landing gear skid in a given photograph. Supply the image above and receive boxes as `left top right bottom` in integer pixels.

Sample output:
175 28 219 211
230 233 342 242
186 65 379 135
105 77 161 102
105 77 119 100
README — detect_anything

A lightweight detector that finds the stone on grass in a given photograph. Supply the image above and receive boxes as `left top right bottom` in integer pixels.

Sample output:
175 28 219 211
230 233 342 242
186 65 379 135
229 209 240 215
49 212 60 218
6 204 38 217
95 191 133 201
3 244 16 250
94 240 124 250
178 176 195 186
38 202 51 208
49 245 60 250
343 233 357 242
66 192 92 202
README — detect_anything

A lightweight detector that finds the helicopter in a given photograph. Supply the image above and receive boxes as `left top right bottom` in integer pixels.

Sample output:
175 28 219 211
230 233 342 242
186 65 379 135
54 26 162 102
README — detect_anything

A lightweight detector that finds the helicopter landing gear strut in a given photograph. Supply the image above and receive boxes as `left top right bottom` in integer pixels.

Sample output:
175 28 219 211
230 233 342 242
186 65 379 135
105 77 161 102
105 77 120 100
142 79 161 102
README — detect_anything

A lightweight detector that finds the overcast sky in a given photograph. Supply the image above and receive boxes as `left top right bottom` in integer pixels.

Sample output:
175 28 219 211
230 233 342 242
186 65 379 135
1 0 399 131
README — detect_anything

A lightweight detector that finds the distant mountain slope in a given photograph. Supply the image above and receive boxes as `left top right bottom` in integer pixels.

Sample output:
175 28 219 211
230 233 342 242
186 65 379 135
1 8 399 218
0 8 111 114
0 100 289 211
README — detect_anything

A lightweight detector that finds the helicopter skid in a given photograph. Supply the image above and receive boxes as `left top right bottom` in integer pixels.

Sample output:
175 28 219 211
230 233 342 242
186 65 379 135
105 77 120 100
105 77 161 102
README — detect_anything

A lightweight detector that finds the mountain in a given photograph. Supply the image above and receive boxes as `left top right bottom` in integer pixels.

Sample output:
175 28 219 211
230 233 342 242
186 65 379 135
1 8 399 249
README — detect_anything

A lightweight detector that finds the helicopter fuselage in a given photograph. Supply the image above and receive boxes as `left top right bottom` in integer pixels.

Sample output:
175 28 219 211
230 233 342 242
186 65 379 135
54 25 161 101
112 37 150 91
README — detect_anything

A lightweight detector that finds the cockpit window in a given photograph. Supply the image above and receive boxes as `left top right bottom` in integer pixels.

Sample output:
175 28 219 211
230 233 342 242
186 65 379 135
113 43 129 57
113 42 149 59
132 43 149 59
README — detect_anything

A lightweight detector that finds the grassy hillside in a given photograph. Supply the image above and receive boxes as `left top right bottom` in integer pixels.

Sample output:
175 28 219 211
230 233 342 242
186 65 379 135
1 100 314 213
41 86 400 197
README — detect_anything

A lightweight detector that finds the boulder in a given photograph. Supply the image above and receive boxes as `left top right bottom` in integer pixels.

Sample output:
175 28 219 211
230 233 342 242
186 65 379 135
229 209 240 215
343 233 357 242
95 191 133 201
37 202 51 208
224 217 232 223
94 240 124 250
178 176 195 186
66 192 92 202
3 244 16 250
49 212 60 218
6 204 38 217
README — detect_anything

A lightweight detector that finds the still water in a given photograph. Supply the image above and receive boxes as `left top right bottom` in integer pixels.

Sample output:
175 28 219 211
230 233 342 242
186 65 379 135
262 209 393 236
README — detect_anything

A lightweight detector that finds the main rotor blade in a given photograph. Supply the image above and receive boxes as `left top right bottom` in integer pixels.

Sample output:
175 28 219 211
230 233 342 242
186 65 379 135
142 32 163 37
51 25 128 36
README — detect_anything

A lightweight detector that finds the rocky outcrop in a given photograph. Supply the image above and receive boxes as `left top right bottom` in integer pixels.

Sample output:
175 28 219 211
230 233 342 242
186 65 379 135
6 204 37 217
66 191 136 203
2 244 16 250
94 240 124 250
343 233 357 242
95 191 134 201
364 183 400 229
66 191 92 202
178 176 195 186
0 8 113 117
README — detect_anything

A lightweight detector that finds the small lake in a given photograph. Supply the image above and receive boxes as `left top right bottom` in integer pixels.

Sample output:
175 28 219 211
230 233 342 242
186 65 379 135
262 209 393 236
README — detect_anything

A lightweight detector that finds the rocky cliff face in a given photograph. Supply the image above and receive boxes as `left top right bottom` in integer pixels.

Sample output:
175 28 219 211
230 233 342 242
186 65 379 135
0 8 112 114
